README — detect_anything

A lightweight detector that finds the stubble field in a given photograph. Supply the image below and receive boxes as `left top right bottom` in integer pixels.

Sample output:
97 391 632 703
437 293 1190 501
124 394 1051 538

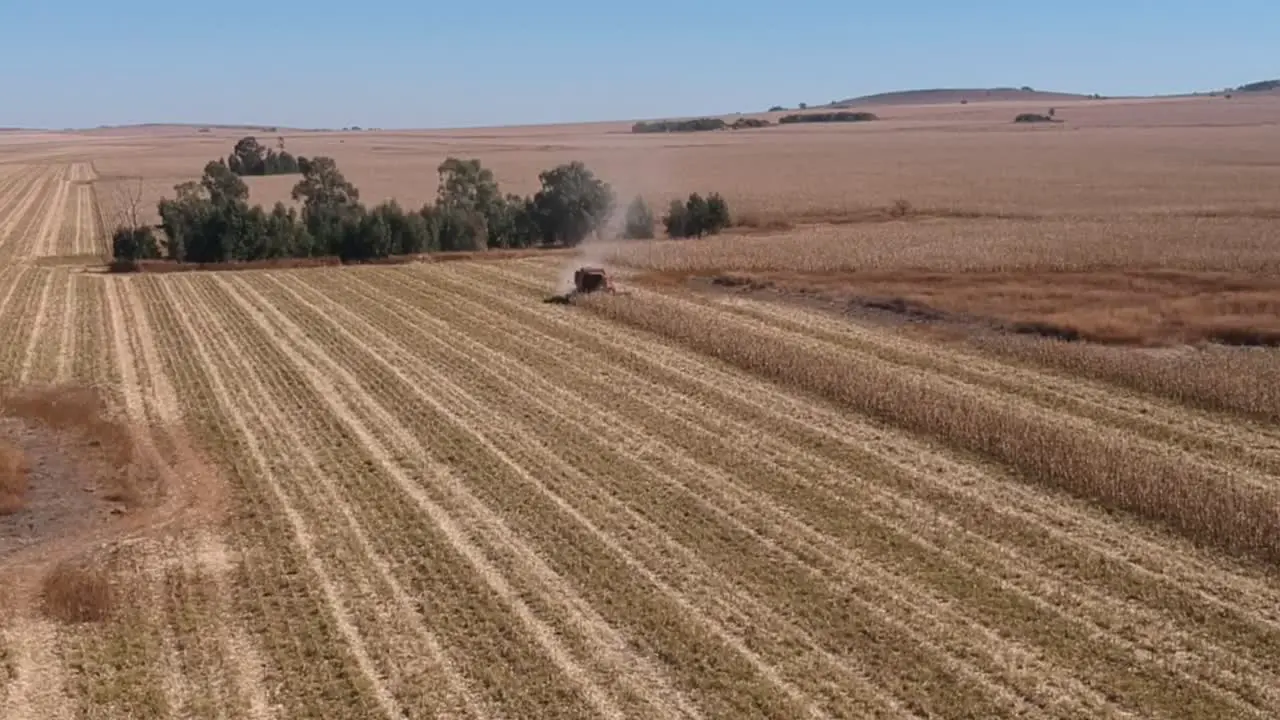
2 94 1280 720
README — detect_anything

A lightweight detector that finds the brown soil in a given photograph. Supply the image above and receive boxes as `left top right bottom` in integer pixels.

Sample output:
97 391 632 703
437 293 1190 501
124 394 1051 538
0 418 125 559
647 269 1280 347
0 384 222 624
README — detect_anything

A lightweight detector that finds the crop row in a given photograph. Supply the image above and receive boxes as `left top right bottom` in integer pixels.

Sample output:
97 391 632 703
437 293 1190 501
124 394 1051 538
118 261 1278 718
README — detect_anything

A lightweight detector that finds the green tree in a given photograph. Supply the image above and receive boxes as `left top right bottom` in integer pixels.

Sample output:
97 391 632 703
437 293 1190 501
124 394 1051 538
531 161 614 246
623 196 655 239
291 156 361 255
662 199 688 238
704 192 731 235
684 193 710 238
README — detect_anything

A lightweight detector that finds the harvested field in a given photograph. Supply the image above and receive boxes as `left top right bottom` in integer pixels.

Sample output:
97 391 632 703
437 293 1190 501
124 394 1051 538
0 92 1279 718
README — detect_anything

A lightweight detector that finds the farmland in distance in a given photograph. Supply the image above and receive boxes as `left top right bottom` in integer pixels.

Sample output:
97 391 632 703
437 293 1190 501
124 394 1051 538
1 94 1280 719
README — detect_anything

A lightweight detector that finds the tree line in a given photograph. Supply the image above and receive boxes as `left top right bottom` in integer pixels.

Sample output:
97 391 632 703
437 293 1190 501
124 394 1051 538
227 135 306 176
111 154 733 266
777 111 878 124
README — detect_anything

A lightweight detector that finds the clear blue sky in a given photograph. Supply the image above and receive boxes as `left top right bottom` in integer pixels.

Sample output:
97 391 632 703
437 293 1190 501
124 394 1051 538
1 0 1275 129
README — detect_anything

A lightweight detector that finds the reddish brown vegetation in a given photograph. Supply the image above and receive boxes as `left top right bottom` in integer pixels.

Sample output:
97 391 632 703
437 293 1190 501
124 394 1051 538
0 440 28 516
1 385 146 507
40 558 114 623
671 268 1280 347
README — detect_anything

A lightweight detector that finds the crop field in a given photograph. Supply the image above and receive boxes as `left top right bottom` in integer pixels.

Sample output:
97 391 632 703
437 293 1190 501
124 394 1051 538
2 94 1280 719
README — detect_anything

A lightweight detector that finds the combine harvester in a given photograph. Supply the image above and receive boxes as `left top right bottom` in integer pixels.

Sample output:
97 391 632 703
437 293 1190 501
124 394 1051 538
545 266 629 304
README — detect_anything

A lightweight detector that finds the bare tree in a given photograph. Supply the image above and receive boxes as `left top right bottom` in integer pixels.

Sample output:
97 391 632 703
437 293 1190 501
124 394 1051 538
110 176 146 231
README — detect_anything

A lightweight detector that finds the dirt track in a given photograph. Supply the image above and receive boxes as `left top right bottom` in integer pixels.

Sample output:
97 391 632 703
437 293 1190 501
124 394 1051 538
1 162 1280 718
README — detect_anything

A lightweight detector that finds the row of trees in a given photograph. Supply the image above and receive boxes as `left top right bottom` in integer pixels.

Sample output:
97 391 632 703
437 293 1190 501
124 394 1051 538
777 111 878 124
621 192 730 240
227 136 306 176
112 154 733 265
633 112 878 133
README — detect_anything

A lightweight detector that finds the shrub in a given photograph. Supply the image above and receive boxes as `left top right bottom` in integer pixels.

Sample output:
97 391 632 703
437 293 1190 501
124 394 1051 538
110 225 161 262
664 192 731 238
1014 113 1057 124
41 560 114 624
778 111 878 124
623 196 655 239
631 118 727 133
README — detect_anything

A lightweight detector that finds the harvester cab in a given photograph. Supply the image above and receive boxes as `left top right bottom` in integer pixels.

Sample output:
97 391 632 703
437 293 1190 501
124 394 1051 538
545 266 623 304
573 266 613 294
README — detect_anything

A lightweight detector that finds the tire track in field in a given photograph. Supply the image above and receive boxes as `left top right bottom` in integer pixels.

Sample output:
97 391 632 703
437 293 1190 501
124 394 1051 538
168 277 490 720
53 275 76 383
0 621 73 720
17 270 64 384
138 279 384 720
153 278 405 720
29 166 70 259
441 262 1280 716
290 269 1116 718
103 278 191 718
114 279 274 720
0 166 58 261
0 166 42 225
0 269 50 385
259 270 859 719
215 273 686 720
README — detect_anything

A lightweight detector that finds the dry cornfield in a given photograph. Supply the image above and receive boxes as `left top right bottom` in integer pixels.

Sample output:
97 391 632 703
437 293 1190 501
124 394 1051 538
1 94 1280 720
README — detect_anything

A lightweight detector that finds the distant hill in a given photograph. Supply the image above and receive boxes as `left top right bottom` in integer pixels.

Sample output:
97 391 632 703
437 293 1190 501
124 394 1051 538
827 87 1100 107
1235 79 1280 93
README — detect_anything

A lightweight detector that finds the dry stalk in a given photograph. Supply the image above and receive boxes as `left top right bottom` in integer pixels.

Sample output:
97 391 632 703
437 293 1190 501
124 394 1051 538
582 293 1280 566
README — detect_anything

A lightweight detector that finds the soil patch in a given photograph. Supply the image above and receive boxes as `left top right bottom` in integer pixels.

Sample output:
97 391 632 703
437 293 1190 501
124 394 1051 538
0 418 126 559
0 384 223 623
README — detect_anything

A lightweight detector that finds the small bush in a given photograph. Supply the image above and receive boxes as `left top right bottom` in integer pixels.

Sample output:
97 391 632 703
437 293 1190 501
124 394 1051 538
664 192 731 238
1014 113 1057 124
730 117 772 130
623 196 655 239
111 225 161 263
41 560 114 624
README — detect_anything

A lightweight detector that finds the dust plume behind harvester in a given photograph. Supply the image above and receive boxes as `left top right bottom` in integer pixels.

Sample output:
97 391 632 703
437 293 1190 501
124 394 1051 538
545 266 627 304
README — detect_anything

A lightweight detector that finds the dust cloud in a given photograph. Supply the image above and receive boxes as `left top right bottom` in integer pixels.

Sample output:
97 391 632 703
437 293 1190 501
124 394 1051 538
554 148 671 292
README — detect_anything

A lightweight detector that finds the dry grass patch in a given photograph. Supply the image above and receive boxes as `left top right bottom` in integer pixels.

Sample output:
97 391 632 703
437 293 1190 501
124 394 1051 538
0 385 146 507
580 291 1280 566
39 557 115 624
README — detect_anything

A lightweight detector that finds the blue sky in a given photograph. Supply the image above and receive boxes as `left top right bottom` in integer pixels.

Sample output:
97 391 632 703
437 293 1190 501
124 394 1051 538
1 0 1275 129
